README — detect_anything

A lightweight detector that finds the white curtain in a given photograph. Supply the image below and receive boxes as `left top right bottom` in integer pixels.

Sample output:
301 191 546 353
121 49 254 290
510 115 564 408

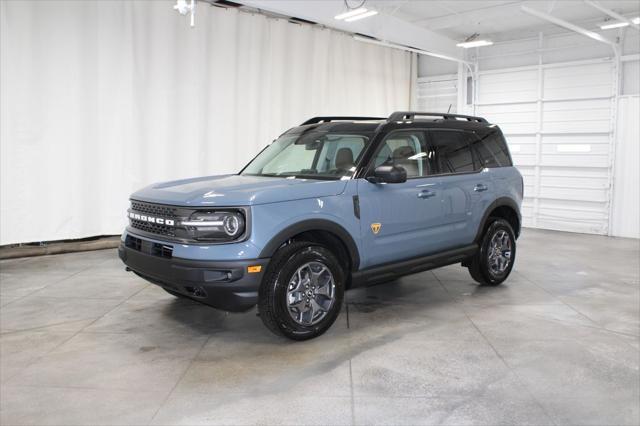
0 0 412 245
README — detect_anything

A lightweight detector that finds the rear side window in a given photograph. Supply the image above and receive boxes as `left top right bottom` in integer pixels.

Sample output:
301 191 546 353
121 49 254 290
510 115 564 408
472 129 512 168
429 130 476 174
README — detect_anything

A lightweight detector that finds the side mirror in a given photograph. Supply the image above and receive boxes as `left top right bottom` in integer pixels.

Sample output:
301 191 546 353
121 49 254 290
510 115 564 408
367 165 407 184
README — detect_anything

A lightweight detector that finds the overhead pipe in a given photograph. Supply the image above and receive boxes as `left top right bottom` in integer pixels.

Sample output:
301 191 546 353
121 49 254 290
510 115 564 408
583 0 639 31
520 5 619 56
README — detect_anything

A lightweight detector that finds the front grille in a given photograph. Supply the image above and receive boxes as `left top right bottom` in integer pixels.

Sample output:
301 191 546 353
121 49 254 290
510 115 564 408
130 219 176 237
127 200 248 243
129 200 180 238
130 201 177 217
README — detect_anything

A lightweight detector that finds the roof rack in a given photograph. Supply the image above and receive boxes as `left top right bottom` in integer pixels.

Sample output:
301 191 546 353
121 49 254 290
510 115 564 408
387 111 488 123
301 116 386 125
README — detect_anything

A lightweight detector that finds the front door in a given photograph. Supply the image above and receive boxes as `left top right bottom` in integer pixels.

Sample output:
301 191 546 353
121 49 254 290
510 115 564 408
357 130 445 269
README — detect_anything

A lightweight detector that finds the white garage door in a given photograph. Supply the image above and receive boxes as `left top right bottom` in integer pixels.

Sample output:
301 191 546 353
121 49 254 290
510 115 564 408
475 59 616 235
417 74 458 114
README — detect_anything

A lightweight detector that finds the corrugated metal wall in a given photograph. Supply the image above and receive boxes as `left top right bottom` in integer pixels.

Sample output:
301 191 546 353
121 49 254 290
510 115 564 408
474 59 616 235
417 58 619 235
416 74 458 114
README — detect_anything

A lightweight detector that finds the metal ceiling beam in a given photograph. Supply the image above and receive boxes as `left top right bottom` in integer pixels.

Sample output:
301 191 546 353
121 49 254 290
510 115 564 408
411 2 521 30
352 36 473 66
520 5 616 47
583 0 640 31
240 0 462 57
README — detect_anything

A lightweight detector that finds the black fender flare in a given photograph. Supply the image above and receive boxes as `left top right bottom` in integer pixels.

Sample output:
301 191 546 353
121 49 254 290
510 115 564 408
474 197 522 242
259 219 360 271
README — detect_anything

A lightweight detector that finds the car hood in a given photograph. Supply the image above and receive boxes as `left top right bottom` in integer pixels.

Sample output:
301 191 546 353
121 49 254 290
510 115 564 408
131 174 349 207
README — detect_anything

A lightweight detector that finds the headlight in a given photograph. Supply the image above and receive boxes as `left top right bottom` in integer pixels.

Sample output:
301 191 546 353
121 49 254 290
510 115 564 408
181 210 246 241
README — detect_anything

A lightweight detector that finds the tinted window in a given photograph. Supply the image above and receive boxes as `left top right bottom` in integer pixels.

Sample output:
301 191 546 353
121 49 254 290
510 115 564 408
473 129 512 168
371 131 433 178
429 130 475 174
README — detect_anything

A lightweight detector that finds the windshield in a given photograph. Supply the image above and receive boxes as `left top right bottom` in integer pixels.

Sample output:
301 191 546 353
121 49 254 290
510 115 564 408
241 132 371 180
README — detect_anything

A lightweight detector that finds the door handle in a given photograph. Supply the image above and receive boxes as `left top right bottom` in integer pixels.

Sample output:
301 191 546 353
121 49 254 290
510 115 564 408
474 184 488 192
417 190 436 199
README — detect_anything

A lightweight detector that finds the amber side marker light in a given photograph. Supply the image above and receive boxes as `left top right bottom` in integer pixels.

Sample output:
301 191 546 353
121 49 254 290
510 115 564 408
247 265 262 273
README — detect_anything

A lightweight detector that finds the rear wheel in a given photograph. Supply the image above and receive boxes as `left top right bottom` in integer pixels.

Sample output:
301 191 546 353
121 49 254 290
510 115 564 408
468 218 516 286
258 241 345 341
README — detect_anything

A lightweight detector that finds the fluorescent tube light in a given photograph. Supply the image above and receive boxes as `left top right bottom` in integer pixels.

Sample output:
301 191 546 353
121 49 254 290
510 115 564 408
345 10 378 22
334 8 367 20
599 21 629 29
456 40 493 48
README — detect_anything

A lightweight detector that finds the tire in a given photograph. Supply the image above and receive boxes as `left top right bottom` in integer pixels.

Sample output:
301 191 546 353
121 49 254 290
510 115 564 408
468 218 516 286
163 288 188 299
258 241 345 341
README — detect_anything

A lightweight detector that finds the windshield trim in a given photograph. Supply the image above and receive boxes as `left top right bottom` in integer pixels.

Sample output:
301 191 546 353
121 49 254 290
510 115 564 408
241 172 347 181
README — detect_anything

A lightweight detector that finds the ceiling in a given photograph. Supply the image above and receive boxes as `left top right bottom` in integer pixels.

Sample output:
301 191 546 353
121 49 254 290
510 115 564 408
238 0 639 59
366 0 640 42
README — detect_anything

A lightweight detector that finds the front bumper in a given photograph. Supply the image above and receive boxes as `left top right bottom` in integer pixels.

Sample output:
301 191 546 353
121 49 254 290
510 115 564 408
118 242 269 312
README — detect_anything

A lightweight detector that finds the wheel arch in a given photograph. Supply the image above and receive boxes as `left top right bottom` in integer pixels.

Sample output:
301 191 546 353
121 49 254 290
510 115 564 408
475 197 522 242
259 219 360 273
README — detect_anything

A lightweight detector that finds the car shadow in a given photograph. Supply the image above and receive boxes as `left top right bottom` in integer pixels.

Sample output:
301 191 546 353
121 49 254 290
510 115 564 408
157 271 489 341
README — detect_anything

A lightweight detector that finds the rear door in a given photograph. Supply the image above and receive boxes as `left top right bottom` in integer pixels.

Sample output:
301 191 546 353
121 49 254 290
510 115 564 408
427 129 493 247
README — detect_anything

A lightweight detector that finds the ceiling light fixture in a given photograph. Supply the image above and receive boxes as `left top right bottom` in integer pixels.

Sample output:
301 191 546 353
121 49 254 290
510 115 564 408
334 7 377 22
173 0 195 27
599 21 629 29
456 39 494 48
633 17 640 24
345 10 378 22
334 8 367 20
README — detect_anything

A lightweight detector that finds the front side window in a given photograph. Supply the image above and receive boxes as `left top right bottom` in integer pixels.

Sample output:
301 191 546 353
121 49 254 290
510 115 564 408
370 131 432 178
429 130 476 174
241 132 370 180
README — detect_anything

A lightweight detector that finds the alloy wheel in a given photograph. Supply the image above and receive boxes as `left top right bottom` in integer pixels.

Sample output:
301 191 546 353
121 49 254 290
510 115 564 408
286 261 336 326
488 229 512 275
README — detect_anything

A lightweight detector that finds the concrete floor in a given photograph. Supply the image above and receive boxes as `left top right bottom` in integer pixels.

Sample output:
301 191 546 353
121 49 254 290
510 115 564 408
0 229 638 426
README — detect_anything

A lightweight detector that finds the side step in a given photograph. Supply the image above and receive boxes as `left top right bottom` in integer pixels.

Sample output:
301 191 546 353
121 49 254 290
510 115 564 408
350 244 477 287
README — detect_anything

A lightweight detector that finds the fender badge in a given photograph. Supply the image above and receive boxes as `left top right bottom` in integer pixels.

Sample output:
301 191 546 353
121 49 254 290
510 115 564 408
371 223 381 234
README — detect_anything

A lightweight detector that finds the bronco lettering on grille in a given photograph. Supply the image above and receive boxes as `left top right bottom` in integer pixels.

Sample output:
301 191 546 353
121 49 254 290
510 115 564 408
128 212 175 226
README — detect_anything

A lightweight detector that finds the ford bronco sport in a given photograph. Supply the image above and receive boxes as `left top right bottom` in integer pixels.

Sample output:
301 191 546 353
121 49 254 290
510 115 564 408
119 111 523 340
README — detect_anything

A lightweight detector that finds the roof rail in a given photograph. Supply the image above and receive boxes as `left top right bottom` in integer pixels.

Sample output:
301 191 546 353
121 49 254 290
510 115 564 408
301 116 386 125
388 111 488 123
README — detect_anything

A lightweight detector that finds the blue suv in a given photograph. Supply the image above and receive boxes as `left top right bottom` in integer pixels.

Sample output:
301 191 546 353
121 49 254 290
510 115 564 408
119 112 523 340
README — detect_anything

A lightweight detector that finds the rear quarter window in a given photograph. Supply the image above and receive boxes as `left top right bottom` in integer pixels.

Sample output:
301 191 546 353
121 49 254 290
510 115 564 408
429 130 476 174
472 128 512 168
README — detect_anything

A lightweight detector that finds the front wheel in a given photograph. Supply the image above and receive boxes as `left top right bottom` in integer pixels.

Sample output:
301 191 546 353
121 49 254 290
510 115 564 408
258 242 345 341
468 218 516 286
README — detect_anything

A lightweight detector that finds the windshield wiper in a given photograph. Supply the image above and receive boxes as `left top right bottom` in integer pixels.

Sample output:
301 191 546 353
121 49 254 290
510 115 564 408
243 172 340 181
